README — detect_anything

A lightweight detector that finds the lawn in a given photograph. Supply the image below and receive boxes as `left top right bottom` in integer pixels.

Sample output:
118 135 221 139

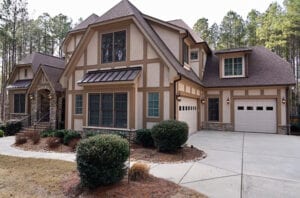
0 155 75 197
0 155 207 198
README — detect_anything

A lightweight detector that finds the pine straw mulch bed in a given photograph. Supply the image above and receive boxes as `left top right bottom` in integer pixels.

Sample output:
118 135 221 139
15 138 206 163
0 155 208 198
63 172 207 198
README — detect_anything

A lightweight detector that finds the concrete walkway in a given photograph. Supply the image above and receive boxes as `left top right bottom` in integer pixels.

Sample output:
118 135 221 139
1 131 300 198
0 136 75 162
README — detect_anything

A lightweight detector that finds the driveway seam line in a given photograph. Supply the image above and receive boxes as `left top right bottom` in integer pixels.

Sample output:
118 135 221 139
197 161 240 174
243 173 300 183
243 151 300 160
178 162 195 184
180 174 241 184
240 132 245 198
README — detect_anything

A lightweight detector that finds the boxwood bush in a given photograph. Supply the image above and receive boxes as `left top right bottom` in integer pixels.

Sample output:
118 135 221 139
63 130 81 145
76 134 129 188
151 120 188 152
1 121 22 136
0 130 4 137
135 129 154 147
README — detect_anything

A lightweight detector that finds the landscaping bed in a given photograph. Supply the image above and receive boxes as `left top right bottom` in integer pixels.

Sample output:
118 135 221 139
0 155 207 198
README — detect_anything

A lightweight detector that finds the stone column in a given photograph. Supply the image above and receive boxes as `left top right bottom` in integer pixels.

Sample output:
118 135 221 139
49 92 57 129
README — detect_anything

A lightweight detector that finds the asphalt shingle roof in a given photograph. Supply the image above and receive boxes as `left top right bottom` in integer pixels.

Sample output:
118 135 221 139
203 46 295 87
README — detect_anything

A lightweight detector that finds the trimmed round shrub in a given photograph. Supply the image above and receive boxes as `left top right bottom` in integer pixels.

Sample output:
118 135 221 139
151 120 188 152
76 134 129 188
63 131 81 145
135 129 154 147
53 130 65 139
0 130 4 137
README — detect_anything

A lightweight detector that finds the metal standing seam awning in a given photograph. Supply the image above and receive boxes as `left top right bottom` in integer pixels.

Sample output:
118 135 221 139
6 79 32 89
77 66 142 85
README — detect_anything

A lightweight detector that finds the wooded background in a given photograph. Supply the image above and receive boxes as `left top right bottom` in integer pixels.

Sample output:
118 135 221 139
0 0 299 120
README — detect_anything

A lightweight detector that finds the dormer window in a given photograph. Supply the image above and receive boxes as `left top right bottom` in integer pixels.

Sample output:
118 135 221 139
101 30 126 63
183 42 189 64
222 57 244 78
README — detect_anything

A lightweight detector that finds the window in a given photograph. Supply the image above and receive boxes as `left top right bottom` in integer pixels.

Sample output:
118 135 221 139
237 106 244 110
24 69 27 78
208 98 219 121
14 94 25 113
88 93 128 128
183 42 189 64
115 93 127 128
190 50 198 61
247 106 253 110
256 106 263 111
101 30 126 63
75 95 83 114
266 106 273 111
148 92 159 117
224 57 243 77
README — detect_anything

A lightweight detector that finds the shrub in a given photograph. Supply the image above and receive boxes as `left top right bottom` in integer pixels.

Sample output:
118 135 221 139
135 129 154 147
0 130 4 137
24 131 40 144
41 129 54 138
151 120 188 152
76 134 129 188
15 133 27 145
68 138 80 151
129 162 150 181
63 131 81 145
53 130 66 139
46 137 61 148
4 121 22 136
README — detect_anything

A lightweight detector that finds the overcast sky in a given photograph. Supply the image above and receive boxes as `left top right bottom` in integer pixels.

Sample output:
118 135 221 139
0 0 285 68
29 0 283 27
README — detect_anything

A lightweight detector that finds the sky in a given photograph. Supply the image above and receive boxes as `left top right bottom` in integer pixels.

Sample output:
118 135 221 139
29 0 283 28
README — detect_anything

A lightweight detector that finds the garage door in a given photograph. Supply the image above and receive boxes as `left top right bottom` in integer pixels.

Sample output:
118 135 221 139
234 99 276 133
178 97 198 134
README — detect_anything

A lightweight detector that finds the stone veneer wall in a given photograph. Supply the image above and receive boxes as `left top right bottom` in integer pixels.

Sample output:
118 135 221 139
277 126 288 134
202 122 234 131
82 127 136 143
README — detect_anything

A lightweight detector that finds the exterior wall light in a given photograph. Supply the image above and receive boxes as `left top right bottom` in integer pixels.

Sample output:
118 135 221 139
29 94 34 100
282 97 286 104
176 94 181 102
48 94 52 100
226 97 230 104
201 98 206 104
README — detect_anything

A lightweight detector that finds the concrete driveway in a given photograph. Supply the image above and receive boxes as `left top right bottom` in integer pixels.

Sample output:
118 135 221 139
180 130 300 198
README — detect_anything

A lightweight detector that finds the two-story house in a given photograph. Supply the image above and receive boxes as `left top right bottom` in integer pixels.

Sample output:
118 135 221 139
7 0 295 134
59 0 294 134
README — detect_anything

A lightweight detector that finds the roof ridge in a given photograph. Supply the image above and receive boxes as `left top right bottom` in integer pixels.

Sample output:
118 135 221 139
35 52 64 60
41 64 65 70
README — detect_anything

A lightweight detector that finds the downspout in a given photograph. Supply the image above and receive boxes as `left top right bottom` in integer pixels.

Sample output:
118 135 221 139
173 31 188 120
286 87 291 135
173 74 182 120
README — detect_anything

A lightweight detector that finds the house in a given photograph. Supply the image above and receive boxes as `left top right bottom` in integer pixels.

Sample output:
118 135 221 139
7 0 295 134
6 53 65 129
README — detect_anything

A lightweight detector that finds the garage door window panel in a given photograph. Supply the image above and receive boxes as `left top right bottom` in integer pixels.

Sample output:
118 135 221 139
208 98 219 121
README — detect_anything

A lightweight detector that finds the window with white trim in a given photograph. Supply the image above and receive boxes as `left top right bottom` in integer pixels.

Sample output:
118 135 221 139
223 57 244 77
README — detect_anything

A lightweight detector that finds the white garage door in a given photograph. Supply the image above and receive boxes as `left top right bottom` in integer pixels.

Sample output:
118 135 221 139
234 99 276 133
178 97 198 134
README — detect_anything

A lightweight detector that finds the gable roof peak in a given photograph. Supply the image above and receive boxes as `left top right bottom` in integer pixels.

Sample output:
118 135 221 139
95 0 140 24
70 13 99 32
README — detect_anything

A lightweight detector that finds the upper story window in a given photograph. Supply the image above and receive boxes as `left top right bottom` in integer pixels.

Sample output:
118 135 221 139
190 50 199 61
24 69 27 78
223 57 244 77
101 30 126 63
183 42 189 64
